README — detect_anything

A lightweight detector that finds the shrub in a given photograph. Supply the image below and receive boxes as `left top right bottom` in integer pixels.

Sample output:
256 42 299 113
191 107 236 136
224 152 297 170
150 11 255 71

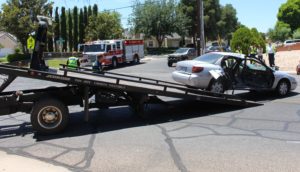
293 28 300 39
14 47 21 54
231 27 266 54
6 53 31 63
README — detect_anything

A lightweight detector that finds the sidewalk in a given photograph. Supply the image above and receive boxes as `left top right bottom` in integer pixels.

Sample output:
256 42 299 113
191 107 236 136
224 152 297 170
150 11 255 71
0 151 70 172
263 50 300 72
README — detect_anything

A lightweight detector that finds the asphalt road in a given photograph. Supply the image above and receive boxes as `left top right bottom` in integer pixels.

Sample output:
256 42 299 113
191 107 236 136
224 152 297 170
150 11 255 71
0 56 300 172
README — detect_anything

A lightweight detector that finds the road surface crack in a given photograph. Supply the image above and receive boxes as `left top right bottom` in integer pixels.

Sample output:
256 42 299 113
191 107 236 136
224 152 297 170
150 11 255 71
156 125 188 172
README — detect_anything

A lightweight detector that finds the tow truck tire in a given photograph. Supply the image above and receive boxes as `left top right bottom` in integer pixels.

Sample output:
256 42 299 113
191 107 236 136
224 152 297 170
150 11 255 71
129 93 149 119
31 98 69 134
112 57 118 68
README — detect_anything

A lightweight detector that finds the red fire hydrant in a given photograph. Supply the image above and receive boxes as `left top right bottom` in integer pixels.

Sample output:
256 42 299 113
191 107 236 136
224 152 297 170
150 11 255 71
297 61 300 75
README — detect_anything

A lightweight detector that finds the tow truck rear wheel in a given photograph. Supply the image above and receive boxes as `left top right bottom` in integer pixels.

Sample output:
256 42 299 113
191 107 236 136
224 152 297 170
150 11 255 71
31 98 69 134
129 93 149 119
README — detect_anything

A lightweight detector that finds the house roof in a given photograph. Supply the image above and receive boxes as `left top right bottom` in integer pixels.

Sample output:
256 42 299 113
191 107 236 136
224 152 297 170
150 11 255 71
165 33 181 39
0 31 17 43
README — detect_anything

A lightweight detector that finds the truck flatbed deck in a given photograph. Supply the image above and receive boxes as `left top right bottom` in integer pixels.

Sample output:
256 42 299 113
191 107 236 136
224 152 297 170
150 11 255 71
0 64 260 134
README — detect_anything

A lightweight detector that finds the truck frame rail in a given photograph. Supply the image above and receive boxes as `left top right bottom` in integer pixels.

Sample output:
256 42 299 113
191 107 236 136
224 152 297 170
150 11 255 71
0 64 261 134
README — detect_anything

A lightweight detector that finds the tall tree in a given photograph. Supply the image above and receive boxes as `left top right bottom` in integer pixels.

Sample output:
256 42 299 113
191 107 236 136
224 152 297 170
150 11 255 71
217 4 238 39
61 7 67 51
47 6 54 52
54 7 60 52
73 6 79 51
79 9 84 43
203 0 221 39
93 4 98 16
88 5 92 17
268 21 291 42
180 0 237 41
85 11 122 40
130 0 185 47
83 6 89 29
0 0 53 53
278 0 300 32
68 9 73 52
180 0 197 44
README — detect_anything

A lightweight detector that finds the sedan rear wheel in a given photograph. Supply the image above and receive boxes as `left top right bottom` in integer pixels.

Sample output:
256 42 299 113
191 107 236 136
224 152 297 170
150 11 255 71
209 79 225 93
276 80 290 96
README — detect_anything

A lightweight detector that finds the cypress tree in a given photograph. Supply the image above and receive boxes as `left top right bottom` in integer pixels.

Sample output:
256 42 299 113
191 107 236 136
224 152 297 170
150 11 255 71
79 8 84 43
88 5 92 17
68 9 73 52
93 4 98 16
83 6 89 28
54 7 60 52
61 7 67 51
73 6 78 51
48 6 54 52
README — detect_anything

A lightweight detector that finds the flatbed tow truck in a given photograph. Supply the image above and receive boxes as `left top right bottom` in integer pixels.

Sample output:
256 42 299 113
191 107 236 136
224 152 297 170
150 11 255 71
0 16 260 134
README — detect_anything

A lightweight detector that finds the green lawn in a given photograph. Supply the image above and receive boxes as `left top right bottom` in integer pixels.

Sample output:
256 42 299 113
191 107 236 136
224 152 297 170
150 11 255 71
0 57 8 63
47 58 68 68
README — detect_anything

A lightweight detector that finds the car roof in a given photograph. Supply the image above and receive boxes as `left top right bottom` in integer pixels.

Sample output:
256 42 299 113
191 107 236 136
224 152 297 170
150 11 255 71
209 51 244 59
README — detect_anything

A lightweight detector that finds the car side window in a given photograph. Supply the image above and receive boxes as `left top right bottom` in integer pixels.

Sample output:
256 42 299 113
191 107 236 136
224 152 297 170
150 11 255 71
221 56 237 69
246 59 267 71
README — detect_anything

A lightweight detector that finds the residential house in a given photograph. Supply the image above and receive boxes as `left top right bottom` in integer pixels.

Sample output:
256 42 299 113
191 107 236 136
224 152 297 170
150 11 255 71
0 32 18 57
123 29 193 48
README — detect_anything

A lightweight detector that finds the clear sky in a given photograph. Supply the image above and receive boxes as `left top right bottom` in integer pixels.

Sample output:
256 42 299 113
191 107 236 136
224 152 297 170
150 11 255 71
0 0 288 33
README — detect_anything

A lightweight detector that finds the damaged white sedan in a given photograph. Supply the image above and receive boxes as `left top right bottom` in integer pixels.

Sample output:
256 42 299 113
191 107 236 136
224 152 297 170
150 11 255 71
172 52 297 96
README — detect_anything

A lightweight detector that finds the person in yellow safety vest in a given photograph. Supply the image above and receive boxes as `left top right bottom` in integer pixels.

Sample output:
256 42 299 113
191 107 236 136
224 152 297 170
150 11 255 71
249 45 257 58
235 46 242 54
66 56 80 70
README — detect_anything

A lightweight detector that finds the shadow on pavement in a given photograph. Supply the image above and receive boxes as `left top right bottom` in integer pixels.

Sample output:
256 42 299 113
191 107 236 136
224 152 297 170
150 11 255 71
0 91 297 140
236 91 299 102
34 100 244 141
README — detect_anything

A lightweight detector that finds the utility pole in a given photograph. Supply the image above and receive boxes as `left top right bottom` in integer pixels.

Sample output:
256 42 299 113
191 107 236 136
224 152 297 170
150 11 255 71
197 0 205 56
200 0 205 55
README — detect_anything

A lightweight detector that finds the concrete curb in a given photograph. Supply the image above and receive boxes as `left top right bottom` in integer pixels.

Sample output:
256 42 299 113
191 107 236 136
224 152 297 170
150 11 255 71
0 151 70 172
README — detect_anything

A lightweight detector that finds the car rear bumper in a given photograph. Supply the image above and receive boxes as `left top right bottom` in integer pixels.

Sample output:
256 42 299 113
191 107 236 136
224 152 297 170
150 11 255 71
172 71 210 88
291 81 297 90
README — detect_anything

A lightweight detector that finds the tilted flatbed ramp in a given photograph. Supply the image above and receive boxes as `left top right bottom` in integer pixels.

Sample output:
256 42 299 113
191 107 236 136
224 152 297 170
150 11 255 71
0 64 261 134
0 64 259 106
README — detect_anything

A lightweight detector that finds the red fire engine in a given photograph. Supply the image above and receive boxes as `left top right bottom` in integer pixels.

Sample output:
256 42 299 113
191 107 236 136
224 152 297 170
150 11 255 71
81 39 144 68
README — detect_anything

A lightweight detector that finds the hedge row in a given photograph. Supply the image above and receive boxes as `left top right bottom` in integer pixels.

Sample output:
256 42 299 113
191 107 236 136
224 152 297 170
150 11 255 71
6 53 31 63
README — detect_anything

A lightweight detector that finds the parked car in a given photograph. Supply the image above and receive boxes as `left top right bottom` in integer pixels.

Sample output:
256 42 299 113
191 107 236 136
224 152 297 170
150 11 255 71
172 52 297 96
168 48 196 67
297 61 300 75
205 45 229 54
283 39 300 46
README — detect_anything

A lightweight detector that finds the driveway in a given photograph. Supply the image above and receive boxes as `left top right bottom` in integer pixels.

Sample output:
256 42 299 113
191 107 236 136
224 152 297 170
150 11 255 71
0 56 300 172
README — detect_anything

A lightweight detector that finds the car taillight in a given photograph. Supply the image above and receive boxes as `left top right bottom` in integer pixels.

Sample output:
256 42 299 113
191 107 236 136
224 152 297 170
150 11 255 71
192 66 204 73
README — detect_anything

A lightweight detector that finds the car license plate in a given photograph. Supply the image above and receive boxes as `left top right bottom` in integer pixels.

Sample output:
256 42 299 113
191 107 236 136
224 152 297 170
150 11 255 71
179 66 187 72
